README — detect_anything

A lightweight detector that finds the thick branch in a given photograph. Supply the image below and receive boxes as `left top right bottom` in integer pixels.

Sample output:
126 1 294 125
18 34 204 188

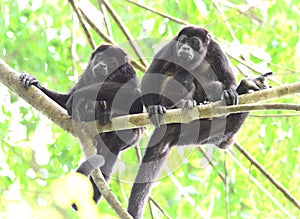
1 58 300 135
0 59 132 218
96 83 300 133
0 59 74 134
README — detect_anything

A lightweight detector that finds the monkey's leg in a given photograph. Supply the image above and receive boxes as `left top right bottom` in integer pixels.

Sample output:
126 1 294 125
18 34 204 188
128 127 173 219
20 71 70 108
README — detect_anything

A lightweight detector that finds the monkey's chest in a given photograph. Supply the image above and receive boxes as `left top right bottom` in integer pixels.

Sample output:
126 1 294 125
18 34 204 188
159 71 195 94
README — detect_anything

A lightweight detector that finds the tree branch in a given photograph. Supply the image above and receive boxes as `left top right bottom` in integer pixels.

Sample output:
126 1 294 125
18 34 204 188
101 0 148 67
0 59 74 134
126 0 189 25
234 142 300 210
0 59 133 219
1 58 300 135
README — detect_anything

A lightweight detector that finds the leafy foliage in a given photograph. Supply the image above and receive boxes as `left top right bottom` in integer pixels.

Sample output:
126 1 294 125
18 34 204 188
1 0 300 218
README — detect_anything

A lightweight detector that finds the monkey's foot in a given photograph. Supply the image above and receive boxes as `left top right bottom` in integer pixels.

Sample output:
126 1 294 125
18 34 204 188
237 72 272 95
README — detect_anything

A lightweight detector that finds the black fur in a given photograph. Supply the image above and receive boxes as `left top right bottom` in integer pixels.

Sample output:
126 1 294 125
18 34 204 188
20 44 143 208
127 26 271 218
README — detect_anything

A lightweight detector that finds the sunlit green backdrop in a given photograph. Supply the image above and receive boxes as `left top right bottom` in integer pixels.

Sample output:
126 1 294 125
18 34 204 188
1 0 300 218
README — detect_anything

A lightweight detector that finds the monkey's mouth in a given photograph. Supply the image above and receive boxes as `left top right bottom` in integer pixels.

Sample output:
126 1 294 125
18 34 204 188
178 52 193 61
93 65 108 76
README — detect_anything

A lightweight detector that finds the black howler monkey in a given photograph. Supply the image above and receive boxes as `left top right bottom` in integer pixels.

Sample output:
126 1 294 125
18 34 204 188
20 44 143 207
127 26 271 218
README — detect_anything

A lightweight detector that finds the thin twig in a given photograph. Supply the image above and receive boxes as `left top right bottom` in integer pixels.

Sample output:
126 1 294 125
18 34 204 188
212 0 237 41
164 166 207 217
71 13 79 79
149 197 172 219
98 0 113 37
148 199 155 219
234 142 300 210
68 0 96 49
77 7 146 72
224 154 230 219
78 8 114 44
101 0 148 67
126 0 189 25
228 53 282 85
197 147 226 184
227 150 295 218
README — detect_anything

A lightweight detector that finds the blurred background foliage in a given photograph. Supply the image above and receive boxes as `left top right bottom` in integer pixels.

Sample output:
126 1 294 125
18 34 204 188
0 0 300 218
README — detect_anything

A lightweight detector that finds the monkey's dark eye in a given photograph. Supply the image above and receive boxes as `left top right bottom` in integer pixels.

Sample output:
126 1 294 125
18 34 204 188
190 37 201 49
178 35 187 44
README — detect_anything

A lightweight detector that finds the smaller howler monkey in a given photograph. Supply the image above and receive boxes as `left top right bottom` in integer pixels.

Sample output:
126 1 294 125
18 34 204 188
127 26 272 218
20 44 143 208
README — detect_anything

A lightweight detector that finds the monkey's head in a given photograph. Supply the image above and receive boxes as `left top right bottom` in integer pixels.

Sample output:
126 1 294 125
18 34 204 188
90 44 129 78
175 26 211 70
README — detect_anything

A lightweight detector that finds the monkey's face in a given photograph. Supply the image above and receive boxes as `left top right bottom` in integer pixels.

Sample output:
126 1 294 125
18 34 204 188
176 35 202 61
176 35 205 71
92 52 119 78
175 27 211 71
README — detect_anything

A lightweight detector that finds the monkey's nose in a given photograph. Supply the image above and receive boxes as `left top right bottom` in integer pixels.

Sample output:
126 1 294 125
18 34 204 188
181 46 191 51
99 63 107 68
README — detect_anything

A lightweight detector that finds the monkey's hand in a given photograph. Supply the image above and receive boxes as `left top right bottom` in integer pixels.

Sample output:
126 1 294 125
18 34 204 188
171 99 197 111
236 72 273 95
95 101 112 126
20 71 41 89
222 89 239 105
147 105 166 128
98 111 112 126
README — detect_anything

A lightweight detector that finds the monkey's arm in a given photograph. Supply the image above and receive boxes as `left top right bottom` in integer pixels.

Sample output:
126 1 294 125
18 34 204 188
68 81 141 102
66 80 142 122
20 71 70 109
206 41 237 89
160 73 197 110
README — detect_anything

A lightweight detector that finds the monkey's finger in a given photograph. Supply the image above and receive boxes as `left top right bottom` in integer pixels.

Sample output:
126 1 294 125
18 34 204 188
223 89 238 106
188 99 197 109
19 72 26 81
158 106 164 115
99 112 112 126
232 90 239 105
25 78 32 88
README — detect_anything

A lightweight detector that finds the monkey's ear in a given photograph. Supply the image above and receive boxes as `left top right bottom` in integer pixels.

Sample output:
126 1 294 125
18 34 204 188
206 32 211 45
124 55 129 64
